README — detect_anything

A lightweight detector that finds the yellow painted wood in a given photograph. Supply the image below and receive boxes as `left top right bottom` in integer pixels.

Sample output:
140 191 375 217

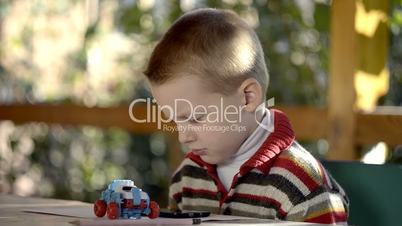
355 0 390 111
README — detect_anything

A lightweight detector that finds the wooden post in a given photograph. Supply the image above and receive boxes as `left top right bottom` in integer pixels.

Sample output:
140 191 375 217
327 0 357 160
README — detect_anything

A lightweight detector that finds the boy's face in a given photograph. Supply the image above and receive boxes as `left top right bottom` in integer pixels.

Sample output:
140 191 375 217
151 75 253 165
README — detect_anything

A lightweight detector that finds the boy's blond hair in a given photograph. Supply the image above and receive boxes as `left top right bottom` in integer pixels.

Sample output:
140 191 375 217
144 8 269 96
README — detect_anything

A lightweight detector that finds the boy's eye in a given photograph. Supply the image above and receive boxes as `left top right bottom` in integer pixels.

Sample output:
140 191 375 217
191 115 205 123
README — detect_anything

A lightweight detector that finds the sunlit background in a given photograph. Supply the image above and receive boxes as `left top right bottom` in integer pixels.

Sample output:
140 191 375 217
0 0 401 206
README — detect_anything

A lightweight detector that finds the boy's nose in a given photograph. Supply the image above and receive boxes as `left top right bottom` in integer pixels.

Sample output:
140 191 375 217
178 126 196 144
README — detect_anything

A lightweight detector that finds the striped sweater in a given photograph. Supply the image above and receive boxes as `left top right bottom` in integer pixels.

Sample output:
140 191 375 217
169 109 349 224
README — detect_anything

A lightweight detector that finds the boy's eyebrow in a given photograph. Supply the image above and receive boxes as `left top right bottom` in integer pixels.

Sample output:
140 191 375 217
175 106 209 120
176 113 191 120
176 112 206 120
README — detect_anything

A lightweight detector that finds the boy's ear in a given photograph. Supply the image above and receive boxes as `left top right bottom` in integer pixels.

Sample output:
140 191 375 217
238 78 263 112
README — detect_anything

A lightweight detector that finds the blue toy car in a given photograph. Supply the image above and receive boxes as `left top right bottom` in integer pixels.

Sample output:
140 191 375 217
93 179 160 219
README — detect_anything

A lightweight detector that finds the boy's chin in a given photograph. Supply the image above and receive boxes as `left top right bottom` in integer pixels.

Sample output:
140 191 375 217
200 156 223 165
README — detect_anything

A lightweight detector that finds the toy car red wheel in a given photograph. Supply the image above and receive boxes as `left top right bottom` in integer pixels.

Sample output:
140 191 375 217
94 200 107 217
140 199 146 209
148 201 160 219
107 202 119 219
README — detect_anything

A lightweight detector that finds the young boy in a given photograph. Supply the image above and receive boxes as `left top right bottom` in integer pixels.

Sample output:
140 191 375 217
144 8 349 225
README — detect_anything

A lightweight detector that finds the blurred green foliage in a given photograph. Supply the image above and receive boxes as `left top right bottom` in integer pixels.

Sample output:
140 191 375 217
0 0 401 205
385 0 402 106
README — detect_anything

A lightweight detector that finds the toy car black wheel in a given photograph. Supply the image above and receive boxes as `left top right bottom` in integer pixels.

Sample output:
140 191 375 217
107 202 119 219
94 200 107 217
148 201 160 219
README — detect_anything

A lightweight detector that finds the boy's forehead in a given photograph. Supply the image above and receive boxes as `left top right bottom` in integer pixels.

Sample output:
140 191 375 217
151 75 207 104
151 76 226 117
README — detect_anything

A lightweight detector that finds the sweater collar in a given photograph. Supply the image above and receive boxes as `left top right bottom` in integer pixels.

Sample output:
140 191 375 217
187 109 295 175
